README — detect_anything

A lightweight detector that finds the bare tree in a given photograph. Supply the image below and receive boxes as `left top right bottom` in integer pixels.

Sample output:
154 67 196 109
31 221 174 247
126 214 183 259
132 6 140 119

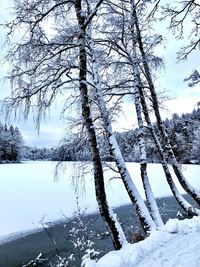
87 21 157 231
138 78 200 216
161 0 200 61
91 0 199 216
184 69 200 87
132 0 200 207
3 0 199 251
90 0 164 227
74 0 127 249
3 0 127 250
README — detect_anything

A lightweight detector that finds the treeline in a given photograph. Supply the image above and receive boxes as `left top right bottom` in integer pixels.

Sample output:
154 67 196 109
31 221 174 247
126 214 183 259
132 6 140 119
23 146 55 161
6 107 200 164
0 123 24 162
116 107 200 164
29 108 200 164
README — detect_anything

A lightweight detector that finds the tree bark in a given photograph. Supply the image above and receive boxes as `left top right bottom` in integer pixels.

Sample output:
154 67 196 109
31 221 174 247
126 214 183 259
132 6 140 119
130 3 163 227
138 83 200 216
87 24 156 233
132 2 200 207
74 0 126 250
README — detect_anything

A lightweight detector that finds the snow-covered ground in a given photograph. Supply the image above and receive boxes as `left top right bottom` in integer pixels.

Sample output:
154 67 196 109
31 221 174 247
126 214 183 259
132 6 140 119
0 161 200 241
85 216 200 267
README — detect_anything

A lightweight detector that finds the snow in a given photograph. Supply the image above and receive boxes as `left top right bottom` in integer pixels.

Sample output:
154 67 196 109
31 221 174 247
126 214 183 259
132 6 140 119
85 216 200 267
109 209 128 245
0 161 200 241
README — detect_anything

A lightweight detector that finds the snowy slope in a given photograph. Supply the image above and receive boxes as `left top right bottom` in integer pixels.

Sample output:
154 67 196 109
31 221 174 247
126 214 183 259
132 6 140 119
85 216 200 267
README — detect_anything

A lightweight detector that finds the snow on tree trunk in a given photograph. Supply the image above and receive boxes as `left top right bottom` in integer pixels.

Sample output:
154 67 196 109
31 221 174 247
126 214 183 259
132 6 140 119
132 1 200 207
87 24 156 233
138 85 200 216
132 69 164 227
130 6 163 228
74 0 125 250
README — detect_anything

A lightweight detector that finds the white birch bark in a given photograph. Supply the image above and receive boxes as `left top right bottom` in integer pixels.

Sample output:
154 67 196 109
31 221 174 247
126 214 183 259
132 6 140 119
74 0 126 249
133 87 164 227
87 24 156 232
138 82 200 216
131 1 200 207
130 7 163 227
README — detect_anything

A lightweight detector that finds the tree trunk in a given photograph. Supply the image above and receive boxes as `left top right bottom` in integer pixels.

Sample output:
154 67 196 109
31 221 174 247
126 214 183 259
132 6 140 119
130 6 163 227
87 24 156 233
74 0 126 250
132 2 200 207
132 69 164 227
138 83 199 216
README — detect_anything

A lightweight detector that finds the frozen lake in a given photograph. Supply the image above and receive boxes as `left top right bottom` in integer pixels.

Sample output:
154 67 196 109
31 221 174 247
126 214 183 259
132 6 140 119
0 161 200 239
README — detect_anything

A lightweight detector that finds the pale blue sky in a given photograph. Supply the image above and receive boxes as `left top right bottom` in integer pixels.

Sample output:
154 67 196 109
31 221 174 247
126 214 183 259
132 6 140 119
0 0 199 147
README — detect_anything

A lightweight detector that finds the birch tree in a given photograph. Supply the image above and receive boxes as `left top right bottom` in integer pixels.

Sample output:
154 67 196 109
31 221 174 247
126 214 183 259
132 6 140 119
3 0 127 250
93 0 199 216
161 0 200 61
90 0 164 226
74 0 127 249
87 22 157 231
132 1 200 207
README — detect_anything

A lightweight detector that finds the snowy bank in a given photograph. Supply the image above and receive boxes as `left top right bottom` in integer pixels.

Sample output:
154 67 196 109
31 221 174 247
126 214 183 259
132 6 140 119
84 216 200 267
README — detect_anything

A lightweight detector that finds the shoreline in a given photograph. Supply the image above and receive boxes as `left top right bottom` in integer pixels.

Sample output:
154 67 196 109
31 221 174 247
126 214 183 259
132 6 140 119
0 194 196 267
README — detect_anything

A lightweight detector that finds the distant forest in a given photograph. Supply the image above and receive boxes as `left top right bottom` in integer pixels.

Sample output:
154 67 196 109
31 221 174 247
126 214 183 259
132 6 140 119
23 107 200 164
1 107 199 164
0 123 24 162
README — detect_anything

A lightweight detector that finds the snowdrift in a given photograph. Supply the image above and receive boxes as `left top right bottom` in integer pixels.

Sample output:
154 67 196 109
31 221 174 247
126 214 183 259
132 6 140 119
84 216 200 267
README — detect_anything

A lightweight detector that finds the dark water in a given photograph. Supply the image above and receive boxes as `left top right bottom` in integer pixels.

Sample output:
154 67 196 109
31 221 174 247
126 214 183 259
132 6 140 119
0 195 196 267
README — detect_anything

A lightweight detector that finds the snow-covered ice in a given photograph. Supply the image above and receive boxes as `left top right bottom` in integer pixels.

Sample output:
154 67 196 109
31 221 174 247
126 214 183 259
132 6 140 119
0 161 200 241
84 216 200 267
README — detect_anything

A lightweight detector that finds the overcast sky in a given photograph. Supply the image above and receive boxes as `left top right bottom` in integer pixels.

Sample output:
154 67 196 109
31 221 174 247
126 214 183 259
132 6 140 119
0 1 199 148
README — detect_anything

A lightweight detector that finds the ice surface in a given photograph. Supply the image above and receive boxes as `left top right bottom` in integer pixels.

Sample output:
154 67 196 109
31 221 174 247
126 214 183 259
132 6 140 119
0 161 200 240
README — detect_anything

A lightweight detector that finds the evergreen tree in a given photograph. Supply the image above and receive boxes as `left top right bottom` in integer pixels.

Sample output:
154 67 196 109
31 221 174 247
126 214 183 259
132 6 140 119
0 123 24 162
